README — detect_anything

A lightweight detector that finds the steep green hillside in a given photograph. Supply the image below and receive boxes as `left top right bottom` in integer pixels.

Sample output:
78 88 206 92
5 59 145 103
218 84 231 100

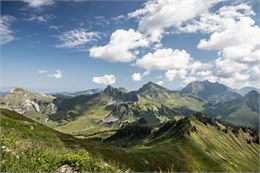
0 109 117 172
206 90 260 129
82 115 259 172
1 108 259 172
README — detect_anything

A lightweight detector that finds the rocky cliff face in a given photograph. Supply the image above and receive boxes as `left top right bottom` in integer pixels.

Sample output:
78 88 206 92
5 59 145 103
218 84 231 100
0 88 58 116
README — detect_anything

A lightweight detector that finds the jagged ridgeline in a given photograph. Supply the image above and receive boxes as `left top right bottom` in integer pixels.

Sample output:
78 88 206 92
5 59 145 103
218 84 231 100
97 113 259 172
1 108 259 172
0 81 259 172
0 81 259 135
53 82 205 135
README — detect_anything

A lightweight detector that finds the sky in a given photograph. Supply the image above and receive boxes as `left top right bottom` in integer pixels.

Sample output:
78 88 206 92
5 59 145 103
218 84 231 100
1 0 260 92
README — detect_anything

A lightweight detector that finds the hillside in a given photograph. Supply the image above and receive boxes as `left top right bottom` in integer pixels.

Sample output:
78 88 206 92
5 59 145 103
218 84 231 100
180 80 241 104
206 90 260 129
82 114 259 172
0 88 63 127
1 100 259 172
54 82 205 135
0 109 117 172
1 81 258 134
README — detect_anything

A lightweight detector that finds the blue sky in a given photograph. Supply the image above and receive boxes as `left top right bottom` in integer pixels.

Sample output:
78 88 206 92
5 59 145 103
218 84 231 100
1 0 260 92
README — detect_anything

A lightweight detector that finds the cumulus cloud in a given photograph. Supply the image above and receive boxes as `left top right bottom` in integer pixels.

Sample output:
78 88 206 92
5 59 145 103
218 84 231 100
89 29 149 62
190 3 260 88
135 48 215 87
128 0 221 42
131 73 142 81
133 2 260 88
23 0 55 8
0 15 15 45
136 48 191 71
56 28 100 48
48 69 63 79
92 74 116 85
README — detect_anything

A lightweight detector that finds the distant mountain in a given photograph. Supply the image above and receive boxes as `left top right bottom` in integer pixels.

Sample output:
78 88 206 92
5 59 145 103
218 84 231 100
51 88 103 97
103 85 138 103
137 81 173 98
234 87 260 95
206 90 260 129
0 88 65 124
1 84 259 172
54 82 204 134
2 108 259 172
180 80 241 104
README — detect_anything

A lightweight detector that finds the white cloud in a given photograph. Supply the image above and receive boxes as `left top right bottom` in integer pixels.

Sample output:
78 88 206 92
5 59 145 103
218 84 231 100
190 3 260 88
179 3 255 33
92 74 116 85
48 69 63 79
156 80 164 86
131 73 142 81
143 2 260 88
38 70 48 74
129 0 221 42
49 25 60 30
135 48 213 86
197 17 260 51
23 0 55 8
89 29 149 62
136 48 191 71
0 15 15 45
25 15 53 23
56 28 100 48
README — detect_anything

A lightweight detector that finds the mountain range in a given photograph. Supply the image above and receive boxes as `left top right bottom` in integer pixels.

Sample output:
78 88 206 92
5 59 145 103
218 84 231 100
50 88 103 98
1 108 258 172
180 80 241 104
1 80 259 172
234 87 260 96
1 80 258 130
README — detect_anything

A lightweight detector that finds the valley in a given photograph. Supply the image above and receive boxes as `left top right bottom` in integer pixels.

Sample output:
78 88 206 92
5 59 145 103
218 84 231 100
1 80 259 172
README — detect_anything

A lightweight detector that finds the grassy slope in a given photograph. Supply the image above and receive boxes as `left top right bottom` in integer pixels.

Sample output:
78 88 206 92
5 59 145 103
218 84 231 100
1 108 259 172
54 93 114 136
0 109 117 172
81 117 260 172
138 92 204 112
54 87 205 135
224 105 259 128
206 96 259 128
55 105 113 136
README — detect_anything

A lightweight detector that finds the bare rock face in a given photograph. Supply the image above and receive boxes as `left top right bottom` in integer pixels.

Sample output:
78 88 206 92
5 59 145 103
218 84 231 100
0 88 58 116
56 164 78 173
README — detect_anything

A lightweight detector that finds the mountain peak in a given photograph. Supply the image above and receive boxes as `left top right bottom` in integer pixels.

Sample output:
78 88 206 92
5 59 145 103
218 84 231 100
139 81 164 92
104 85 115 94
138 81 170 98
103 85 124 96
244 90 259 100
180 80 241 104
